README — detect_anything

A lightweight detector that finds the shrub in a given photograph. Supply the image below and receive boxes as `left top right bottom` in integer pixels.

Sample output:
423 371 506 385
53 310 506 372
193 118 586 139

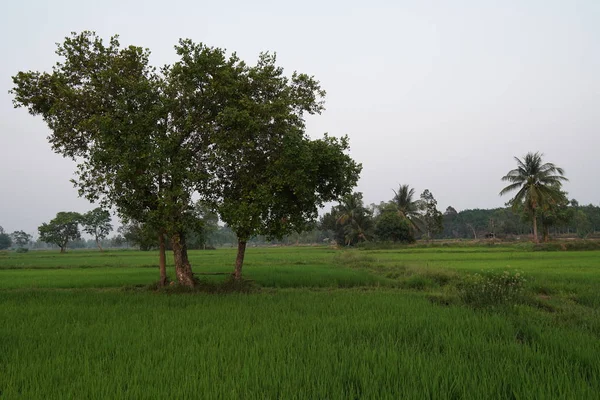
374 212 414 243
459 270 526 307
15 247 29 253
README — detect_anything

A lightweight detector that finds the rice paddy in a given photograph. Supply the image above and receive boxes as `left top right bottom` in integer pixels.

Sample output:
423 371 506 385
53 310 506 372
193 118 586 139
1 245 599 399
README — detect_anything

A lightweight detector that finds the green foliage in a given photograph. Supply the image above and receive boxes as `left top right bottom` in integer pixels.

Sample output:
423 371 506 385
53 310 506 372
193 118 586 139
374 210 414 243
574 210 592 238
185 202 219 249
459 270 526 307
0 231 11 250
500 152 568 242
538 191 573 240
81 208 112 250
12 32 360 284
118 222 160 251
210 52 361 252
37 212 82 252
10 230 32 248
391 184 424 233
420 189 443 240
322 193 374 246
15 247 29 253
11 32 252 283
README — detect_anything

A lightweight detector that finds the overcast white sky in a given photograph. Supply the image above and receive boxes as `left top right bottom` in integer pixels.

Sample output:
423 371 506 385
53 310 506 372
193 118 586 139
1 0 599 236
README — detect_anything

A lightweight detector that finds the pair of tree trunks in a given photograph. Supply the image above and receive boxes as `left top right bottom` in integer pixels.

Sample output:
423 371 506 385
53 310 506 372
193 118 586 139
156 236 246 285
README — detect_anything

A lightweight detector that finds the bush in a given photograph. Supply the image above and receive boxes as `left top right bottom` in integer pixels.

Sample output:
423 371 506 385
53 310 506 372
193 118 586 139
459 270 526 307
15 247 29 253
374 212 415 243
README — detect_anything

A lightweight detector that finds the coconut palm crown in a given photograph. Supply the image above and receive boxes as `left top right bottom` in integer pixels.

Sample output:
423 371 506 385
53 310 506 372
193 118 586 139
499 152 568 243
392 184 424 233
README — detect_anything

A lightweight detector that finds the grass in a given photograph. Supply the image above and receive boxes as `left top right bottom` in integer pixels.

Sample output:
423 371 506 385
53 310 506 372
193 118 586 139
1 246 599 398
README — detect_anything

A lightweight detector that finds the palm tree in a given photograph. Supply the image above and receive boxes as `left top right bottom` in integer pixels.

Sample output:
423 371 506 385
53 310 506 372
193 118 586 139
392 184 424 233
500 152 568 243
336 193 373 246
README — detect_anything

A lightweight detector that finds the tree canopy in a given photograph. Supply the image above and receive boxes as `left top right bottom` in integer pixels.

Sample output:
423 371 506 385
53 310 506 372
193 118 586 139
12 32 360 281
38 212 82 253
420 189 443 241
207 53 361 278
0 226 11 250
500 152 568 243
391 184 424 233
11 231 32 248
81 208 113 251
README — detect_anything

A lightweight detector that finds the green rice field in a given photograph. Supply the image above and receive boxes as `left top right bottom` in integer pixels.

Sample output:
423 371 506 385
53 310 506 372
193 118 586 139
1 246 599 399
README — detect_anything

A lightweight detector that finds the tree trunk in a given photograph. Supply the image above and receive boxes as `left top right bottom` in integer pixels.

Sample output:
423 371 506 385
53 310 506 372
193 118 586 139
96 238 103 252
532 214 539 243
60 246 65 253
171 232 195 287
158 233 167 287
233 240 247 280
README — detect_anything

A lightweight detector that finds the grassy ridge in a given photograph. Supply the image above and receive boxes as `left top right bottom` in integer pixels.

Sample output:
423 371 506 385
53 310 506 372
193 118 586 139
1 246 599 398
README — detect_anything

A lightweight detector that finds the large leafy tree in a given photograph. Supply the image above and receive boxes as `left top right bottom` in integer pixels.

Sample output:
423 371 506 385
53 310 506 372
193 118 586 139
391 184 424 233
209 54 361 279
12 32 244 286
500 152 568 243
81 208 113 251
38 212 82 253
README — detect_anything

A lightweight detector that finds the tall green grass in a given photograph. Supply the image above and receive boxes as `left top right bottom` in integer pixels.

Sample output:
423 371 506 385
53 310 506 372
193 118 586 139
1 246 599 398
1 289 599 399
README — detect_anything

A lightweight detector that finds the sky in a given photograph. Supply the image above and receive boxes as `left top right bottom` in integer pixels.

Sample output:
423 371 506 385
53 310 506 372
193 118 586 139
1 0 599 236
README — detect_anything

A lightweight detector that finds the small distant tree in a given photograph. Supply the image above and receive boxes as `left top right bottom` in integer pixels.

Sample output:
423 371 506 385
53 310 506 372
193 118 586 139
420 190 443 241
330 193 374 246
0 226 11 250
11 231 32 249
38 212 82 253
375 209 414 243
574 210 592 238
119 222 160 251
81 208 113 251
187 202 219 249
538 191 573 241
